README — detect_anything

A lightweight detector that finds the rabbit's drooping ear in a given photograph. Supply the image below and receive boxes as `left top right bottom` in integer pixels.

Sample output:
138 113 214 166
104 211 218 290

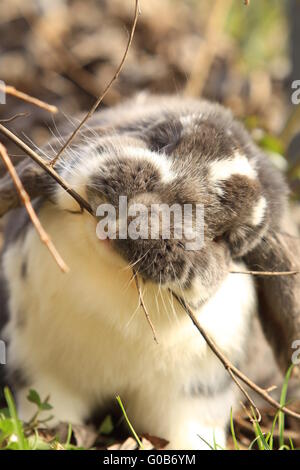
238 145 300 375
245 226 300 374
224 120 300 373
0 159 53 217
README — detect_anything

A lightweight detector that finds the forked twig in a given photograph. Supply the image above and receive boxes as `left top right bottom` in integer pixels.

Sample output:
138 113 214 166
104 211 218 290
133 270 158 344
170 290 300 422
0 143 68 273
0 83 58 114
0 123 93 215
227 368 261 422
49 0 140 167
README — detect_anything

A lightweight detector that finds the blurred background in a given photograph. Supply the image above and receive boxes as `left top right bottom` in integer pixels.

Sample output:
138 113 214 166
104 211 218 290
0 0 300 208
1 0 300 449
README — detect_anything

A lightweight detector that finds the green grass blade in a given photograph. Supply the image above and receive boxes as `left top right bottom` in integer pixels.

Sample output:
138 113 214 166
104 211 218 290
251 408 270 450
230 408 240 450
4 387 28 450
289 437 295 450
253 421 270 450
197 434 215 450
268 412 279 450
279 365 294 448
65 423 73 448
116 395 144 450
279 444 291 450
212 430 218 450
249 434 265 450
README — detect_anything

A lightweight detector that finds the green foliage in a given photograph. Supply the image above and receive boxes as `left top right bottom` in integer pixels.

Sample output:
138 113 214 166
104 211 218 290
2 387 29 450
0 367 299 450
98 414 114 436
226 0 288 72
27 389 53 411
230 366 299 451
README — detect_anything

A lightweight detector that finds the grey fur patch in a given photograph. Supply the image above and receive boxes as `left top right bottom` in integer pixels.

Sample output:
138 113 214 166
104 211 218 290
186 373 233 398
146 118 183 154
3 198 44 249
0 265 29 404
20 259 27 279
6 367 29 391
0 270 9 406
0 159 54 218
0 272 9 335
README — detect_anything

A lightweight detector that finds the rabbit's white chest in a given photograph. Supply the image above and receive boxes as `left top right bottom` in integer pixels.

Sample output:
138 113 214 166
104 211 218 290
3 206 256 426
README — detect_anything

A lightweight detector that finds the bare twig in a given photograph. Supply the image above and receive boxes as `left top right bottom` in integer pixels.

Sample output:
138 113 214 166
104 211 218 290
185 0 232 97
171 290 300 422
134 270 158 344
0 123 93 215
230 269 299 276
0 83 58 114
0 112 30 124
227 368 261 422
0 142 68 273
265 385 277 393
49 0 140 167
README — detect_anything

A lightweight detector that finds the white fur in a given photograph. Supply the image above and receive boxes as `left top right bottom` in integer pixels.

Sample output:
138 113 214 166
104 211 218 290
251 196 267 226
180 114 201 128
124 146 175 184
209 152 257 183
3 202 256 449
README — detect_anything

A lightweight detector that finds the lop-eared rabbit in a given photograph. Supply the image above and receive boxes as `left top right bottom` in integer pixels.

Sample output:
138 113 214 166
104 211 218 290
0 95 299 449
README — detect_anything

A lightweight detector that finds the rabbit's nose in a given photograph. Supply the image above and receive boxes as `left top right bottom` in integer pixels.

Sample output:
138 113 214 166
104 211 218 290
92 157 162 206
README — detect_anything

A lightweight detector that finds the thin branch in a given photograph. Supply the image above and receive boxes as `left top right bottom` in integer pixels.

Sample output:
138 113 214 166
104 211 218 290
0 112 30 124
0 142 68 273
133 270 159 344
230 269 299 277
170 290 300 422
0 83 58 114
227 368 261 422
0 123 93 215
49 0 140 167
185 0 232 97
